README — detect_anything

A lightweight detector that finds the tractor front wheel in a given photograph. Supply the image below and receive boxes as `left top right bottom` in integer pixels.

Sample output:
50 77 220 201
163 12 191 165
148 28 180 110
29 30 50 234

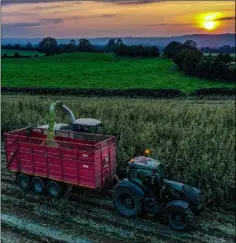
165 206 194 231
113 187 142 218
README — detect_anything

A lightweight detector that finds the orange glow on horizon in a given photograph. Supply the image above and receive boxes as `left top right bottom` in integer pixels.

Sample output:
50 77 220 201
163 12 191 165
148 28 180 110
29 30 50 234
2 1 235 38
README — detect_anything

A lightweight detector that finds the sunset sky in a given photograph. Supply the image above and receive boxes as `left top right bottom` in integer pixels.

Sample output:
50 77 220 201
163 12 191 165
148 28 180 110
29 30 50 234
2 0 235 38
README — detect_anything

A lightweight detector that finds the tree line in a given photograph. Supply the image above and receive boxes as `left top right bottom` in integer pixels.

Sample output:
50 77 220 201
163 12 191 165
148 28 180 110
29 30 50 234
2 37 160 57
2 37 235 59
200 45 235 54
163 40 235 82
38 37 161 57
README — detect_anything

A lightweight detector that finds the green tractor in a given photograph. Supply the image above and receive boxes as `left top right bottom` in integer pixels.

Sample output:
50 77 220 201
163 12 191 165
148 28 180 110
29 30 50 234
112 152 204 231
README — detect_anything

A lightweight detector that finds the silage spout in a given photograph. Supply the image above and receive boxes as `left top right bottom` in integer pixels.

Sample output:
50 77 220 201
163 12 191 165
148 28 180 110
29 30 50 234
61 104 75 123
46 100 75 142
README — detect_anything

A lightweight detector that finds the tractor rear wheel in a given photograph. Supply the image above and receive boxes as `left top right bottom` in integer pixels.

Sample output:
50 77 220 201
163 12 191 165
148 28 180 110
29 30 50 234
17 174 31 193
46 180 63 198
113 187 142 218
165 206 194 231
31 177 46 194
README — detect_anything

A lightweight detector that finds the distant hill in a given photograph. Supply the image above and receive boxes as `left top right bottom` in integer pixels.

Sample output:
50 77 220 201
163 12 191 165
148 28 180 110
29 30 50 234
1 33 235 49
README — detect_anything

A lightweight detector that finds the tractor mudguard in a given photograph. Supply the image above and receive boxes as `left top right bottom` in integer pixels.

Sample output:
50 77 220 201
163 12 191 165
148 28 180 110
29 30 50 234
163 200 189 213
163 179 185 192
164 179 201 194
113 178 145 199
163 179 201 203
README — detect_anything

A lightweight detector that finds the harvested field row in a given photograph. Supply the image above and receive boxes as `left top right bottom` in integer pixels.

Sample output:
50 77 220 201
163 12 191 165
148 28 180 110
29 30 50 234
1 158 235 243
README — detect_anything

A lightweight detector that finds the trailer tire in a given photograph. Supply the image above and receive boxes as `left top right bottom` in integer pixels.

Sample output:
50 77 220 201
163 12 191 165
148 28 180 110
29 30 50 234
113 187 142 218
31 177 45 194
17 174 31 193
46 181 63 198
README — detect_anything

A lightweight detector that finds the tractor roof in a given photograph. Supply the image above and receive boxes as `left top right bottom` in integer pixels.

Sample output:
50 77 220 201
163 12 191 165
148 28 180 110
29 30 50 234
131 156 161 169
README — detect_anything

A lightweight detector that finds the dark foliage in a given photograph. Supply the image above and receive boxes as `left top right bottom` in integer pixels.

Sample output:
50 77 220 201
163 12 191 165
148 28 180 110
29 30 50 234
1 87 185 98
14 52 20 57
163 41 182 58
2 87 236 98
190 88 236 96
1 45 44 53
78 39 93 52
200 45 235 54
39 37 59 55
166 40 235 82
2 53 31 58
115 44 160 57
104 38 124 53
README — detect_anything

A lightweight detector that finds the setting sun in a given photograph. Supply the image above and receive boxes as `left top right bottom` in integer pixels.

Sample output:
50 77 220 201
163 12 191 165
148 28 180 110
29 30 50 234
197 12 223 31
203 21 216 30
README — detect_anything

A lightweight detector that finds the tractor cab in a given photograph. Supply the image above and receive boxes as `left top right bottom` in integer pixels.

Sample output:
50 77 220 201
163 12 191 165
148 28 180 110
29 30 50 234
71 118 103 134
128 156 165 181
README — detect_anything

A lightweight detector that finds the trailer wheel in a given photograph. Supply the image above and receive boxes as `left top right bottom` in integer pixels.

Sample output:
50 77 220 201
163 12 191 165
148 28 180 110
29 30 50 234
46 181 63 198
113 187 142 218
31 177 45 194
165 206 194 231
17 174 31 192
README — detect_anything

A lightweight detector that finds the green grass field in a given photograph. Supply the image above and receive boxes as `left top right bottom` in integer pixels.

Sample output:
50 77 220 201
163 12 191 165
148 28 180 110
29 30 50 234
2 52 234 92
1 48 44 56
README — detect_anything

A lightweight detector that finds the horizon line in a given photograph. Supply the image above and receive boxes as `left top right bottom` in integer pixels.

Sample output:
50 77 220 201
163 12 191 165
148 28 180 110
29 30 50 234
2 32 235 39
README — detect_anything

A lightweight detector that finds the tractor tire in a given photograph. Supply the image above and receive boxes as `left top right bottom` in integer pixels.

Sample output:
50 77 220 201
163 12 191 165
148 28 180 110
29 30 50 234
17 174 31 193
113 187 142 218
46 180 63 198
165 206 194 231
31 177 46 194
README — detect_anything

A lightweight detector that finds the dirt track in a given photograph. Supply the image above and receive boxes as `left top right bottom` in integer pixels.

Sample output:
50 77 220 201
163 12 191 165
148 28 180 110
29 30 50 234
1 146 235 243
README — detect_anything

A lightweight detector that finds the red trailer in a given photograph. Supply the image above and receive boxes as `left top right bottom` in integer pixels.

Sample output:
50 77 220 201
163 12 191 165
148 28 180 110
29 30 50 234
5 126 117 197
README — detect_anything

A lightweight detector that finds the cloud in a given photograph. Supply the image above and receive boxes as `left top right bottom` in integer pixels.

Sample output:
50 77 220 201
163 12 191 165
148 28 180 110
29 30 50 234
63 13 117 20
151 23 192 27
216 16 235 21
2 14 115 32
41 18 63 24
2 22 41 28
151 16 235 27
1 0 80 5
2 18 63 30
114 0 159 5
1 0 161 5
30 4 68 10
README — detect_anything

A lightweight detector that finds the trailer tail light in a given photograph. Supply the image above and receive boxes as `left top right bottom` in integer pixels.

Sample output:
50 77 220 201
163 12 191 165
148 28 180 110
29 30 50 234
82 153 88 158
